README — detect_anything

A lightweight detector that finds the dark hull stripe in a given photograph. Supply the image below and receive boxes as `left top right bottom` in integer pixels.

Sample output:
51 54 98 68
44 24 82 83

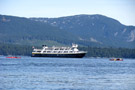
31 53 86 58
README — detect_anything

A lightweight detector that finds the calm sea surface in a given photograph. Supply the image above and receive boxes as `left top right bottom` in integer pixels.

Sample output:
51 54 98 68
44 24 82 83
0 56 135 90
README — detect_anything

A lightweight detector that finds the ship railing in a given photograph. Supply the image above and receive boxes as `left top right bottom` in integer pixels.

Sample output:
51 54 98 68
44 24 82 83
33 50 86 54
41 50 77 53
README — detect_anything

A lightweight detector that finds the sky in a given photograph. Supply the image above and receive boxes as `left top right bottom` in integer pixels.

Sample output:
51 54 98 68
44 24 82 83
0 0 135 26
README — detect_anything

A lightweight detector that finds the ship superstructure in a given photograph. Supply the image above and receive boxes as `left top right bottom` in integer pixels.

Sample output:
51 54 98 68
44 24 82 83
32 44 87 58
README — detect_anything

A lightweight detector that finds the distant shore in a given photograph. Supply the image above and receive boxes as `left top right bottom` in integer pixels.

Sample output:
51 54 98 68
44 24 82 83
0 43 135 59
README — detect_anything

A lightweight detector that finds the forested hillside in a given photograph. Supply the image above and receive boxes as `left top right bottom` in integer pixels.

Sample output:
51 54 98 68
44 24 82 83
31 14 135 48
1 14 135 48
0 15 79 46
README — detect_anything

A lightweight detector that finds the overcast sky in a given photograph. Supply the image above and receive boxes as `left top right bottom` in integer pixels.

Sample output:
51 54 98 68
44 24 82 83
0 0 135 26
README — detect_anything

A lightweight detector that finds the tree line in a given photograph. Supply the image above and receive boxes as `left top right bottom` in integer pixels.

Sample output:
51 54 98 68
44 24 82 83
0 43 135 58
79 47 135 58
0 43 32 56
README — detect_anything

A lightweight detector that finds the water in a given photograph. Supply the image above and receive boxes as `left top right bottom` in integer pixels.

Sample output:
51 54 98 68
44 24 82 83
0 56 135 90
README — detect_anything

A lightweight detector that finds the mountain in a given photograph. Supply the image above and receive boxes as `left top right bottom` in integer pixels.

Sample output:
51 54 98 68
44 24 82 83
30 14 135 48
0 15 81 46
0 14 135 48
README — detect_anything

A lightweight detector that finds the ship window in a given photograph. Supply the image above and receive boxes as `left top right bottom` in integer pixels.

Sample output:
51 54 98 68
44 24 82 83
54 51 57 53
64 51 68 53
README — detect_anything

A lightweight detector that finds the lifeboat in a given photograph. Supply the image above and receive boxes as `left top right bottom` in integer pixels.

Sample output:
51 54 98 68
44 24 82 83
6 56 21 59
110 58 123 61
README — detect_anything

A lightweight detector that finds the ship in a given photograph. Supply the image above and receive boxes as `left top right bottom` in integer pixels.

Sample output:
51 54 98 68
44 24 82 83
32 44 87 58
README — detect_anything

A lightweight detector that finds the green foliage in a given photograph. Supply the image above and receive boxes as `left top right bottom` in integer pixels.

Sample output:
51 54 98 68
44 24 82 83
32 14 135 48
1 15 135 48
0 15 78 46
0 43 32 55
0 43 134 58
79 47 135 58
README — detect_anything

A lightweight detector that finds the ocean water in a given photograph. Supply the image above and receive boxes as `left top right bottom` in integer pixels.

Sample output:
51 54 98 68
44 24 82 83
0 56 135 90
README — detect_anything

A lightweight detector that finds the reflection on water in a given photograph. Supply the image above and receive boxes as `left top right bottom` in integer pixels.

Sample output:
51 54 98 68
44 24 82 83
0 57 135 90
